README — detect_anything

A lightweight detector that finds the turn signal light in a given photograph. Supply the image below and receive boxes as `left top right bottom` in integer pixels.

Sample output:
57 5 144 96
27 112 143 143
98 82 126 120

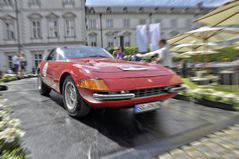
170 75 183 84
79 79 109 91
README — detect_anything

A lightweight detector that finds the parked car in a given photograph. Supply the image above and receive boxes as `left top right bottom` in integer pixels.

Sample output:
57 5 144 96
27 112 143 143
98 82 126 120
37 47 185 117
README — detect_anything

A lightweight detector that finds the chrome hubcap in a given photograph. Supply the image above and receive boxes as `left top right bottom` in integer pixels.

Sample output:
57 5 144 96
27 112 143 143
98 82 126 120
65 82 77 110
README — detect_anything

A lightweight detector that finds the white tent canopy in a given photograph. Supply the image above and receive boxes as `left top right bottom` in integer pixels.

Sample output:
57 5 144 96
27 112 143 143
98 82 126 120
171 42 222 52
194 0 239 26
168 27 239 45
181 50 218 56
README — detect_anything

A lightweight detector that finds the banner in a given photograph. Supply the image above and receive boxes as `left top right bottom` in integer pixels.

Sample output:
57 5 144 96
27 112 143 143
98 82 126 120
149 23 161 51
136 23 161 52
136 25 148 53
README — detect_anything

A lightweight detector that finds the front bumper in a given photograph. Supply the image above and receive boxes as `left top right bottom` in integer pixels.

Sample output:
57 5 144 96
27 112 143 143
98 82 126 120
168 86 186 93
93 93 135 100
92 85 186 101
78 85 184 108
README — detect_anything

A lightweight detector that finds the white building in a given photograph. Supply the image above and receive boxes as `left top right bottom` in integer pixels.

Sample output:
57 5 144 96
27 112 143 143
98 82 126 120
0 0 86 72
0 0 212 72
85 6 211 49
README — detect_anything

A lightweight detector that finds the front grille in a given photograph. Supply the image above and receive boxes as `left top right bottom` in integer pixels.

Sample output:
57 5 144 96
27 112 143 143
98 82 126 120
129 87 170 98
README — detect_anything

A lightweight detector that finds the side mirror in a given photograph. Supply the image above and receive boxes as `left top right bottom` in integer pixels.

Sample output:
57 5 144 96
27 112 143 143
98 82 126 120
0 85 8 91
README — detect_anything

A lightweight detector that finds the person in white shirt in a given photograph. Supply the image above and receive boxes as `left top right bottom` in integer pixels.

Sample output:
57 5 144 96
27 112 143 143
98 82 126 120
12 54 20 74
136 39 173 68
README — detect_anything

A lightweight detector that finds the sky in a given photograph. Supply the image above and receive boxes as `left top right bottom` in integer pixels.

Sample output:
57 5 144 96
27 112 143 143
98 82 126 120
86 0 230 7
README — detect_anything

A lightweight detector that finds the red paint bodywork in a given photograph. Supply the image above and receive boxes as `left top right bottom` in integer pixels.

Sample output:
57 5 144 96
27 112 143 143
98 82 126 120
38 57 183 108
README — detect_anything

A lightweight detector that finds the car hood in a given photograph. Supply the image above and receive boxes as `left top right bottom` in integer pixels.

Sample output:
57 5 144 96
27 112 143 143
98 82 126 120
71 58 175 79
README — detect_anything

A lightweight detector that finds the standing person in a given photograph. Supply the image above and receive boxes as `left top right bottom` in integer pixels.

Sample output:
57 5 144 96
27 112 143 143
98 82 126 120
114 47 126 60
19 51 27 79
12 53 20 75
181 60 188 77
136 39 173 68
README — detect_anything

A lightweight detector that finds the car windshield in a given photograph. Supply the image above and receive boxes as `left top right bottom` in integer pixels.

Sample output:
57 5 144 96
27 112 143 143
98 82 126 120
62 47 113 59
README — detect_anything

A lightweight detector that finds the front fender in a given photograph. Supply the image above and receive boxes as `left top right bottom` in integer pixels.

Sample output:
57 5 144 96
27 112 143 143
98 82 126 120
59 64 95 93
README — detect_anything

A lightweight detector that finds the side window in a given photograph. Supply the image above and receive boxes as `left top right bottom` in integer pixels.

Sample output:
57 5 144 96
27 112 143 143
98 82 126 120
56 49 65 61
46 49 56 61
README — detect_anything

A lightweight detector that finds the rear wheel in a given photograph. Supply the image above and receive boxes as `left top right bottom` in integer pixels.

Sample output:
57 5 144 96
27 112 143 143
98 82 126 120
62 76 90 117
38 75 51 96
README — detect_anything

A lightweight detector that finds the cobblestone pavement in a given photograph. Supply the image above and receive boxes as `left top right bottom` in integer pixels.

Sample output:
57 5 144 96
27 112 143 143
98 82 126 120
158 125 239 159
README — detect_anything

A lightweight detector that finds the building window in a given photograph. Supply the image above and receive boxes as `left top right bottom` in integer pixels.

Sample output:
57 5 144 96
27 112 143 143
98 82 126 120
3 0 13 6
34 54 42 68
106 35 114 48
88 19 96 29
123 19 130 28
170 19 178 28
31 20 41 39
106 19 113 28
139 19 146 25
5 22 15 40
106 7 112 13
88 34 97 47
155 19 161 23
123 7 128 13
65 18 75 37
7 55 13 69
88 7 95 14
48 20 58 38
29 0 41 6
170 31 179 37
155 19 163 27
63 0 75 6
139 7 144 13
124 35 131 47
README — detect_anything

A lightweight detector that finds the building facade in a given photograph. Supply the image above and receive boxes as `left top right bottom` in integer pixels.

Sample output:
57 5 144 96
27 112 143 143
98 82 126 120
85 6 211 49
0 0 212 72
0 0 86 72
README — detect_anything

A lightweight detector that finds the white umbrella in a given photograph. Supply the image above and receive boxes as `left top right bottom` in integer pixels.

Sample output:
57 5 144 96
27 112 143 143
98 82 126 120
181 50 218 56
234 41 239 49
171 43 222 52
168 27 239 45
180 50 218 64
194 0 239 26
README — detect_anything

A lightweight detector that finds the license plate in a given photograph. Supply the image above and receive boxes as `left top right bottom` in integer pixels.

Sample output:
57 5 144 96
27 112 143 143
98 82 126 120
134 101 162 114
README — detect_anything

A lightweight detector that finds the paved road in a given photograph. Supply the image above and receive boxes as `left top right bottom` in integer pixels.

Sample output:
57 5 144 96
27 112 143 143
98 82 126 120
1 78 239 159
158 125 239 159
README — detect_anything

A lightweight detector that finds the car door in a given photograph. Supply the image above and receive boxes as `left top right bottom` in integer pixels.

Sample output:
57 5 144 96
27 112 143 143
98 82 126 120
43 49 57 88
51 48 67 92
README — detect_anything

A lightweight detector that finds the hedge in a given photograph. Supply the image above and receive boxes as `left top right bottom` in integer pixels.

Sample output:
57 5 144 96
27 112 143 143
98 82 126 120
174 45 239 62
0 97 27 159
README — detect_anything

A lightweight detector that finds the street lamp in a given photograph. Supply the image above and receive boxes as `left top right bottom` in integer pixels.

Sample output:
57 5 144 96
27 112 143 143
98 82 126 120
99 13 103 48
14 0 21 53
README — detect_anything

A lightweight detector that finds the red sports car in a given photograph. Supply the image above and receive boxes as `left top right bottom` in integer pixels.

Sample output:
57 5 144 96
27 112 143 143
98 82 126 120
38 47 185 117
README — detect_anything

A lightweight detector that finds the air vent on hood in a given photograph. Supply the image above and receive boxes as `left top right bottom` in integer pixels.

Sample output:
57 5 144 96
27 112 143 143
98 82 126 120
119 66 147 71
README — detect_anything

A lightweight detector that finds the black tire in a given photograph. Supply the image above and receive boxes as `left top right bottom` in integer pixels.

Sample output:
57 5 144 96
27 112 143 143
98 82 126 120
38 75 51 96
0 85 8 91
62 76 90 117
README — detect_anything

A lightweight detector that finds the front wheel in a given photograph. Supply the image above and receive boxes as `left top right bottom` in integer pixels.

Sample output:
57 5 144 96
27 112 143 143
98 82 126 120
38 75 51 96
62 76 90 117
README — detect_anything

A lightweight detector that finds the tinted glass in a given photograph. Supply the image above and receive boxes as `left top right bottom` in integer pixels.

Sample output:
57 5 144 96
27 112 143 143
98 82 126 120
62 48 113 59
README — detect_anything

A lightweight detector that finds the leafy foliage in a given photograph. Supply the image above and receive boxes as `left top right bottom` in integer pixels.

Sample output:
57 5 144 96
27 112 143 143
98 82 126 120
0 97 26 159
173 45 239 62
2 74 17 82
108 47 138 55
180 78 239 110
